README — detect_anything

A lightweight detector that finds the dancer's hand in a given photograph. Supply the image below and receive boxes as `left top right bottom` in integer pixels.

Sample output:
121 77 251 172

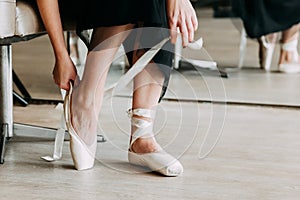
166 0 198 47
52 55 77 91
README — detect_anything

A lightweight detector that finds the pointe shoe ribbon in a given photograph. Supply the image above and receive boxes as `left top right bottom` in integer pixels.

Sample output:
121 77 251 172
41 114 66 162
41 89 68 162
127 108 183 176
104 36 204 99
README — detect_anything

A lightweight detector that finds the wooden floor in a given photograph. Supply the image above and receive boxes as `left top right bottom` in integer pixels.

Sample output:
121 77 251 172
1 8 300 200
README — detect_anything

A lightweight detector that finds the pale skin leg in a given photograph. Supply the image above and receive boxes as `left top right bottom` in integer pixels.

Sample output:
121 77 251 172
279 24 300 64
130 45 166 153
130 0 199 153
131 65 165 153
71 25 134 145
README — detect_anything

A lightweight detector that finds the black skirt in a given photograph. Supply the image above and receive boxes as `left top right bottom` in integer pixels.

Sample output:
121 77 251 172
76 0 168 31
60 0 173 100
232 0 300 38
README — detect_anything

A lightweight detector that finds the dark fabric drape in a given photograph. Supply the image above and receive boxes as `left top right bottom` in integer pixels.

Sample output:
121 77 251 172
232 0 300 38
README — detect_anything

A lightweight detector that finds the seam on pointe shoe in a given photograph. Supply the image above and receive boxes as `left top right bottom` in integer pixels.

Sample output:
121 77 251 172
68 121 95 158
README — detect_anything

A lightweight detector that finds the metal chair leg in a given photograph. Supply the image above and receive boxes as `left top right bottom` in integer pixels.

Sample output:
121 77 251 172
13 91 29 106
0 124 8 164
0 44 13 163
13 69 31 106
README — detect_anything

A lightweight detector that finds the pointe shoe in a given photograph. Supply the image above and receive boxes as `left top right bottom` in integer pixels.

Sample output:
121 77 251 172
64 83 97 170
258 36 276 71
279 39 300 73
127 108 183 176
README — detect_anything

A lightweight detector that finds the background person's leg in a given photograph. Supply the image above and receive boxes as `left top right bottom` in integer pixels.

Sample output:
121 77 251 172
279 24 300 64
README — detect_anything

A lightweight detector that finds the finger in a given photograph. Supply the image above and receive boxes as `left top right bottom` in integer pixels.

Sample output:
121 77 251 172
55 79 69 91
70 72 77 82
186 18 195 43
179 19 189 47
169 14 179 44
192 14 198 31
60 82 70 91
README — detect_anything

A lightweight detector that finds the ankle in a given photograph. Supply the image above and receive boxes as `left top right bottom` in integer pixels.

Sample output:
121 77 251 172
72 86 95 111
130 137 159 154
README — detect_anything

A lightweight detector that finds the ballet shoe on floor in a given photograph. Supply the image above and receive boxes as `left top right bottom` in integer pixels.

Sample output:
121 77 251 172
127 108 183 176
64 83 97 170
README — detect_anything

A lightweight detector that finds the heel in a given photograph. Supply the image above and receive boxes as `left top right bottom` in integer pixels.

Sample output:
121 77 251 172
64 83 97 170
127 108 183 176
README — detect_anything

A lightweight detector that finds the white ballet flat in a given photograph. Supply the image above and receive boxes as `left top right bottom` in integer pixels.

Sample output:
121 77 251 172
259 36 276 71
279 39 300 73
127 108 183 176
64 83 97 170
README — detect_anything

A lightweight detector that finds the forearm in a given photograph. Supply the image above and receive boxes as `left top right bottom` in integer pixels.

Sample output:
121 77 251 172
36 0 69 58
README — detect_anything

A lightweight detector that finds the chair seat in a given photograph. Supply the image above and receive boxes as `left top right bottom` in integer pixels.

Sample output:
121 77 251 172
0 0 16 38
0 0 76 44
15 1 45 37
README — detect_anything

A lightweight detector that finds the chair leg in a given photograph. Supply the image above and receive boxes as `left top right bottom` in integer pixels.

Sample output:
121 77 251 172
0 44 13 163
0 124 8 163
13 69 32 104
13 91 29 106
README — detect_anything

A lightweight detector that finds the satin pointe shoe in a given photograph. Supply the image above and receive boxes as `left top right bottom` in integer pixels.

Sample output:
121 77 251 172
127 108 183 176
64 83 97 170
258 36 276 71
279 39 300 73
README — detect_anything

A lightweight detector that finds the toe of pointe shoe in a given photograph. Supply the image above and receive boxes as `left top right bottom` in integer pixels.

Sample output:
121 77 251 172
279 63 300 73
69 127 97 171
128 150 183 177
160 160 183 177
